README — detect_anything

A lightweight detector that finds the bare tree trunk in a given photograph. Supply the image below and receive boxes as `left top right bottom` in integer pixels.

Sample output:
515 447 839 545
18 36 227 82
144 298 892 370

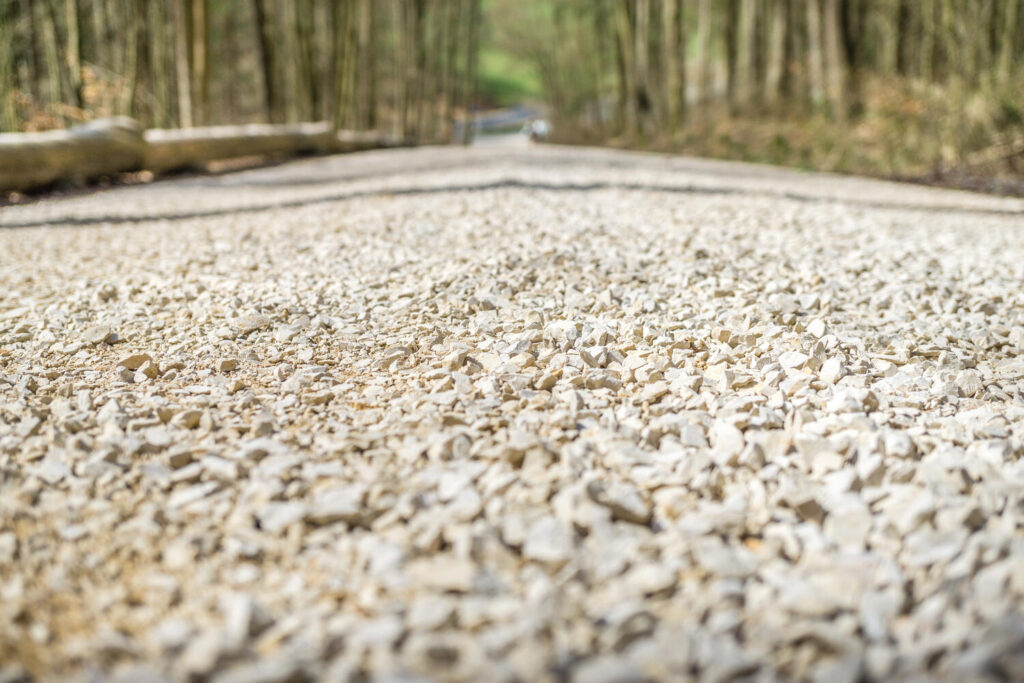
410 0 427 140
252 0 278 123
25 0 45 102
660 0 678 130
694 0 711 107
391 0 407 137
841 0 868 115
278 0 299 123
328 0 343 128
294 0 319 121
896 0 914 76
0 2 18 131
63 0 83 108
997 0 1019 85
549 2 572 127
633 0 650 131
765 0 787 107
147 0 170 127
725 0 737 102
119 0 142 117
614 0 637 138
89 0 108 73
784 0 802 99
934 0 953 81
341 0 358 127
172 0 192 127
358 0 375 129
42 0 69 109
439 0 458 141
877 0 898 77
733 0 755 110
805 0 825 108
460 0 480 144
190 0 208 124
822 0 846 120
919 0 935 81
676 0 686 124
591 0 614 135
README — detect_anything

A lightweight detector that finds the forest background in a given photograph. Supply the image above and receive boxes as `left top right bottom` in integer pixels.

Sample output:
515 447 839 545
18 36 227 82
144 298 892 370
0 0 1022 194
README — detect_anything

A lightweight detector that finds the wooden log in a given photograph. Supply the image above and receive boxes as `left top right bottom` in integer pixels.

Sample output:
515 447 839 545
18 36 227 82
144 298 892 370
336 129 402 151
143 122 338 173
0 119 397 192
0 118 146 192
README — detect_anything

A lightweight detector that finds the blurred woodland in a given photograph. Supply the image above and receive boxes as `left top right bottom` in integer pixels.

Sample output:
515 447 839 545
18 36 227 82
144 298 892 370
491 0 1024 189
1 0 1023 190
0 0 482 141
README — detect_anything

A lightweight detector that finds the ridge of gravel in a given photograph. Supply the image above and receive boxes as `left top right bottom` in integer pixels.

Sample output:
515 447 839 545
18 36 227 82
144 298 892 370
1 144 1023 682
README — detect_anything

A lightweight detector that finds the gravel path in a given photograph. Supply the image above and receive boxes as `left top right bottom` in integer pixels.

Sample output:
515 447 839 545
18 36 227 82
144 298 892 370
2 143 1024 682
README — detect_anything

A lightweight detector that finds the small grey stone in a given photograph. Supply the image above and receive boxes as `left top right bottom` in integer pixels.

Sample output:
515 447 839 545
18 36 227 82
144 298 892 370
84 325 117 345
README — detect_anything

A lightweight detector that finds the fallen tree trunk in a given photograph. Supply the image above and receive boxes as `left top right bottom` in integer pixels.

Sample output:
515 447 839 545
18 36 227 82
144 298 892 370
0 118 146 192
1 119 400 193
144 122 338 173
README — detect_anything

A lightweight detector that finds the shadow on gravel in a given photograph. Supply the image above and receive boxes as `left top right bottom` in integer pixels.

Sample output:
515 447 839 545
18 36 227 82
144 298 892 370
2 178 1021 229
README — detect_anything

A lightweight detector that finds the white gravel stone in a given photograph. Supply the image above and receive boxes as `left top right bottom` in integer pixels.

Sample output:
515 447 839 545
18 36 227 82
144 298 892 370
523 517 575 567
2 143 1022 681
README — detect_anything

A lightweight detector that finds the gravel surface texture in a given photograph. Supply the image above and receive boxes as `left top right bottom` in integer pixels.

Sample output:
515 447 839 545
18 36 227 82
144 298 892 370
2 141 1024 682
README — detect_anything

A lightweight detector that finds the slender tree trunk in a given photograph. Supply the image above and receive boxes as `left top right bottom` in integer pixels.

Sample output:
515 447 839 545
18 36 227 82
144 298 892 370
460 0 480 144
147 0 169 127
841 0 868 115
43 0 68 109
822 0 846 120
919 0 935 81
675 0 686 123
879 0 899 77
0 2 18 131
410 0 427 140
733 0 756 110
190 0 207 124
341 0 358 127
89 0 107 73
805 0 825 108
694 0 711 107
119 0 141 116
294 0 319 120
660 0 678 130
896 0 914 77
25 0 45 102
278 0 298 123
328 0 343 128
591 0 613 134
63 0 83 108
614 0 637 138
358 0 375 129
997 0 1019 85
392 0 407 137
450 0 467 139
172 0 192 126
937 0 954 81
633 0 650 131
439 0 459 140
252 0 278 123
765 0 787 107
548 3 566 124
